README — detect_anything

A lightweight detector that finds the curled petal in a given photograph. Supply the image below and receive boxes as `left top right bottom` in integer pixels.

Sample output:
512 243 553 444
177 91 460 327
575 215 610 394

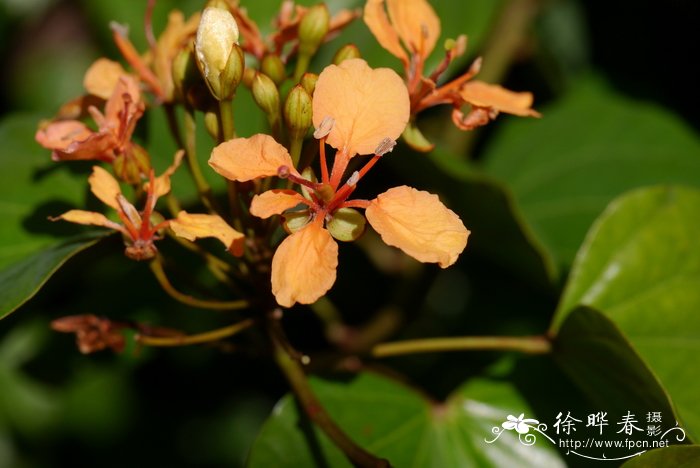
387 0 440 59
104 75 144 128
460 81 541 117
250 190 306 219
83 58 128 99
364 0 408 64
152 11 201 101
53 209 124 232
366 186 469 267
150 150 185 199
88 166 122 210
271 221 338 307
169 211 245 256
312 59 409 157
36 121 93 152
209 134 297 182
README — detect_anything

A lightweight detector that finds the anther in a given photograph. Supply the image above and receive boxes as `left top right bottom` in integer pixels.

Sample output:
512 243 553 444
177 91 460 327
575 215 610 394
346 171 360 187
374 137 396 156
277 165 291 179
313 116 335 139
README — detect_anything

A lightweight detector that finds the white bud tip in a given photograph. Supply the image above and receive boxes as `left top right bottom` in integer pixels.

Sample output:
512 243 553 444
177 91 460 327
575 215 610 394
313 116 335 139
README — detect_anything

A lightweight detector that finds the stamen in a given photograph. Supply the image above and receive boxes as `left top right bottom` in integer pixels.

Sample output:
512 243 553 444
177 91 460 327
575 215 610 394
313 116 335 139
374 138 396 156
346 171 360 187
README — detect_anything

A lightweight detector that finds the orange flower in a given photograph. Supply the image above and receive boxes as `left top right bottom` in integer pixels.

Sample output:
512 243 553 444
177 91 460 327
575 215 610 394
36 74 149 182
363 0 539 149
210 59 469 307
52 152 243 261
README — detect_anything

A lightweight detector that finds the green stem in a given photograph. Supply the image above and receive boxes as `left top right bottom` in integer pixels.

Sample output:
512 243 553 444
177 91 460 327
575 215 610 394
219 98 236 141
268 316 390 468
372 335 551 358
293 53 311 82
138 319 254 347
149 255 249 311
183 108 217 212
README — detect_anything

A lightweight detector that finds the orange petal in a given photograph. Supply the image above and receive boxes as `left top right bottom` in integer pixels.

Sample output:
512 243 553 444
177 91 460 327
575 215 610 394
53 209 123 232
459 81 541 117
271 221 338 307
209 134 297 182
152 11 201 101
386 0 440 59
363 0 408 64
88 166 122 210
169 211 245 256
312 59 409 157
366 186 469 267
36 120 93 151
250 190 305 219
83 58 128 99
104 75 143 127
150 150 185 199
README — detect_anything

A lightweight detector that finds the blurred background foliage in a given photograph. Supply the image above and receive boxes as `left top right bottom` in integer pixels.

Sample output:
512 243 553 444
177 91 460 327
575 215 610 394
0 0 699 466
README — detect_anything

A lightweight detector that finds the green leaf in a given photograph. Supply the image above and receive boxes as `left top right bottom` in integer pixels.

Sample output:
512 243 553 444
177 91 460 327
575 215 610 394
553 306 678 429
551 186 700 439
483 77 700 275
0 233 105 319
622 445 700 468
248 372 563 467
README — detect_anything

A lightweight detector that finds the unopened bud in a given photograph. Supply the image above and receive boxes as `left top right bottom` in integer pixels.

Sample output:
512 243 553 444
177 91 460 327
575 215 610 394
374 137 396 156
113 145 151 184
172 45 200 102
332 44 361 65
195 6 240 100
242 67 256 88
284 85 312 141
204 107 221 141
261 54 287 85
300 73 318 95
298 4 330 57
313 116 334 139
327 208 366 242
252 72 280 122
300 167 317 201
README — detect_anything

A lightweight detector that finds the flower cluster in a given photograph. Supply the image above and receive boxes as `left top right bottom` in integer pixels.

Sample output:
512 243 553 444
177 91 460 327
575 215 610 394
34 0 537 311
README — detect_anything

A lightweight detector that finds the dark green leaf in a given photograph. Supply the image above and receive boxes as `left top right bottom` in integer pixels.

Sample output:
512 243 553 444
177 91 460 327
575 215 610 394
552 186 700 439
0 233 105 319
483 78 700 275
622 445 700 468
248 372 563 467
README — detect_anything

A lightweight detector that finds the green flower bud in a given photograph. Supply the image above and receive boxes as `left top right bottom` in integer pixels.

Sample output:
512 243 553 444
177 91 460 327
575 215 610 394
251 72 280 122
261 54 287 86
298 4 330 57
327 208 366 242
172 45 200 102
300 167 317 201
332 44 361 65
284 85 312 141
195 6 241 100
204 107 221 141
300 73 318 95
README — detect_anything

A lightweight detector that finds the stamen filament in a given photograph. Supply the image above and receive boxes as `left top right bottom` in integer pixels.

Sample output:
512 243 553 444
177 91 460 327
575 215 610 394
111 23 165 100
319 137 330 184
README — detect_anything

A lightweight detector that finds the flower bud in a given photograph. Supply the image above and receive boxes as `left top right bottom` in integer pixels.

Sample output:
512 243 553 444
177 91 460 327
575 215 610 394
113 145 151 184
172 45 200 102
332 44 361 65
300 167 317 201
327 208 366 242
195 6 241 100
300 73 318 95
251 72 280 123
284 85 312 141
298 4 330 58
204 106 221 141
261 54 287 86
